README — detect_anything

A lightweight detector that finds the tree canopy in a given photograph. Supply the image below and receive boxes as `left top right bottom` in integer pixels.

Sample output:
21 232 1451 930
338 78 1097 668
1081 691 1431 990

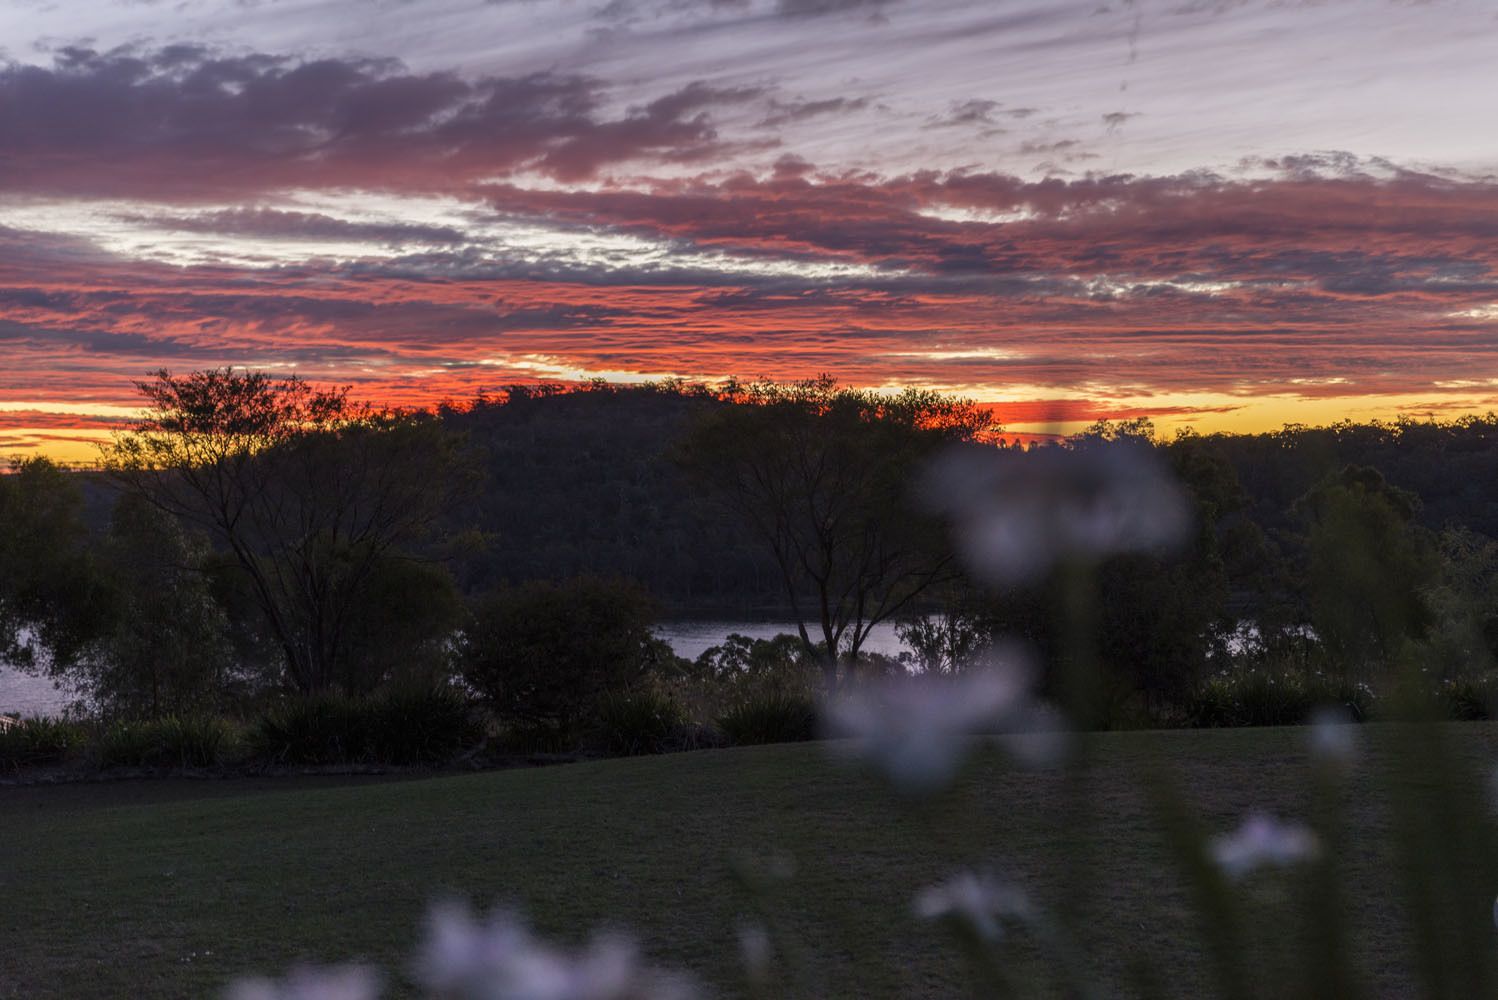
675 376 995 686
0 457 105 675
102 368 475 694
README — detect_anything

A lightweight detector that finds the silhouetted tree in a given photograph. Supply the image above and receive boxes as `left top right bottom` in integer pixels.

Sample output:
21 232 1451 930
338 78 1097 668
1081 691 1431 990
80 493 235 717
0 457 105 676
102 369 474 694
1293 465 1437 679
676 376 993 687
459 576 663 730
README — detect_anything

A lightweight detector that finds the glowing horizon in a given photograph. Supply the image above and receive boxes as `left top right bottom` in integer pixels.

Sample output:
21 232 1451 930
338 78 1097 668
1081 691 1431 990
3 0 1497 461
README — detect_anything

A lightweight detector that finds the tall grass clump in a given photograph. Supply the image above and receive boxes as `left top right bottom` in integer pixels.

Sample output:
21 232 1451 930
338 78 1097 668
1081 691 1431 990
367 685 483 764
0 716 86 771
248 687 480 766
1437 672 1498 720
1188 668 1375 728
593 688 697 755
246 695 363 766
717 691 819 746
91 715 238 769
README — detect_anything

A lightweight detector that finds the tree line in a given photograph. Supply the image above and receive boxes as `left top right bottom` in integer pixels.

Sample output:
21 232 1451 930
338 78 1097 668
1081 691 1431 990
3 369 1497 730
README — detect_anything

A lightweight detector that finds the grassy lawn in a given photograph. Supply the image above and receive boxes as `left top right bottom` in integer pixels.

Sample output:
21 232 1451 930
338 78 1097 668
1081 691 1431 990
4 724 1497 998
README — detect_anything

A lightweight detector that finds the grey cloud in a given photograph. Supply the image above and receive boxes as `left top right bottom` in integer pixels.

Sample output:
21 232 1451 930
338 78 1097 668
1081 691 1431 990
758 95 870 128
775 0 898 16
924 99 1001 130
0 317 196 356
0 46 760 197
1018 139 1084 155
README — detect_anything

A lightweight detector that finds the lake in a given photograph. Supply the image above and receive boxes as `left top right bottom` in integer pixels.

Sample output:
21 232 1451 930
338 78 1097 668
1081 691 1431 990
653 619 907 661
0 668 72 718
0 620 911 718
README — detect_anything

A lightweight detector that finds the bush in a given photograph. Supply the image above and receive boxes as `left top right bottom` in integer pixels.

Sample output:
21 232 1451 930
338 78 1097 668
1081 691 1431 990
460 576 662 731
367 685 483 764
1437 673 1498 720
594 689 692 756
0 716 86 771
92 715 238 769
247 696 363 765
495 722 576 755
662 632 820 723
718 692 819 746
1187 669 1375 728
248 687 480 766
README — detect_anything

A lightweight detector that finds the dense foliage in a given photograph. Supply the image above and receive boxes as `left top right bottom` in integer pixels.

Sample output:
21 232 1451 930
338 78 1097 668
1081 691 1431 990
458 576 665 731
0 457 106 672
101 369 475 695
7 374 1498 756
441 383 779 608
675 376 993 685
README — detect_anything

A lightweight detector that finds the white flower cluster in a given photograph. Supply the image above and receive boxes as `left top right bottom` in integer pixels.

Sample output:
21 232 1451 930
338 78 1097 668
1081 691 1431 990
227 965 381 1000
224 904 696 1000
912 870 1034 942
925 441 1191 587
1209 813 1321 880
1307 706 1359 764
416 902 697 1000
822 651 1067 790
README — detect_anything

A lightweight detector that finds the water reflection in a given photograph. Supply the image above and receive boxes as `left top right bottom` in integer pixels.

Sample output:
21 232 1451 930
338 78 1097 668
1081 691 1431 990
1 621 912 718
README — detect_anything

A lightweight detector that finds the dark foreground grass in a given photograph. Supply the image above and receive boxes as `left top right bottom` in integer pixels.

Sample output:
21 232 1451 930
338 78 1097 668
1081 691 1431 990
4 725 1496 998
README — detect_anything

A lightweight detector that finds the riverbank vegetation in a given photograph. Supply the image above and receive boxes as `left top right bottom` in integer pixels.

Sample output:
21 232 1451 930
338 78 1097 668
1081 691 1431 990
4 371 1498 779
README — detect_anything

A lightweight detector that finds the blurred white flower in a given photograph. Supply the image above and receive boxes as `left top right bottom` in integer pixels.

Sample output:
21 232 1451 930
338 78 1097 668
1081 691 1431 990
414 902 696 1000
1210 813 1321 879
925 441 1191 587
226 965 381 1000
996 701 1072 769
913 870 1034 942
822 652 1060 790
1307 706 1358 764
736 922 772 983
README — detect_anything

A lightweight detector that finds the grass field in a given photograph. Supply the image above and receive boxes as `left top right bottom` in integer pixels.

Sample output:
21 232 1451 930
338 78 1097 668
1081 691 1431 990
5 724 1497 998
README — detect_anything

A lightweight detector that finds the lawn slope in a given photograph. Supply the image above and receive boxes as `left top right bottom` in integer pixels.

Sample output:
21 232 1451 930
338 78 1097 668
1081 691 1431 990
5 726 1495 998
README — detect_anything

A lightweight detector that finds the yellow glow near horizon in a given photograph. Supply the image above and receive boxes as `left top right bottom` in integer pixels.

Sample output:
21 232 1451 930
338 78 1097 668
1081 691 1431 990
6 384 1498 469
0 429 113 467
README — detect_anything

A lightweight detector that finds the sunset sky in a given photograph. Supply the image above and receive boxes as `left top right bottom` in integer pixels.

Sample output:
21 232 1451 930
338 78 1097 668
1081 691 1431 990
2 0 1497 460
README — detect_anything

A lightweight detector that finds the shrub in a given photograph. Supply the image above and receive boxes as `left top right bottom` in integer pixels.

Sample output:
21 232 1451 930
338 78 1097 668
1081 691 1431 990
0 716 86 771
1187 669 1375 728
594 689 690 756
718 692 819 746
692 633 808 681
1439 673 1498 720
248 687 481 766
496 722 576 755
664 632 820 723
247 696 367 765
155 715 239 767
366 685 483 764
92 715 238 769
459 576 661 731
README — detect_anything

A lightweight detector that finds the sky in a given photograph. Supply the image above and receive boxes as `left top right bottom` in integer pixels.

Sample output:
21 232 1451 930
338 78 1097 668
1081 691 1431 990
2 0 1497 460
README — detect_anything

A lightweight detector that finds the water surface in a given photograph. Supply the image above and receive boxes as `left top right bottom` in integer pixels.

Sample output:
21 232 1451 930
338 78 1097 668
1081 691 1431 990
0 619 912 717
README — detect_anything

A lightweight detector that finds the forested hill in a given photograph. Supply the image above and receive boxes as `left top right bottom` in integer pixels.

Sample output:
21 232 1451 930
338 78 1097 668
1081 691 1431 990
1197 418 1498 541
67 389 1498 612
446 400 1498 611
439 385 782 613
